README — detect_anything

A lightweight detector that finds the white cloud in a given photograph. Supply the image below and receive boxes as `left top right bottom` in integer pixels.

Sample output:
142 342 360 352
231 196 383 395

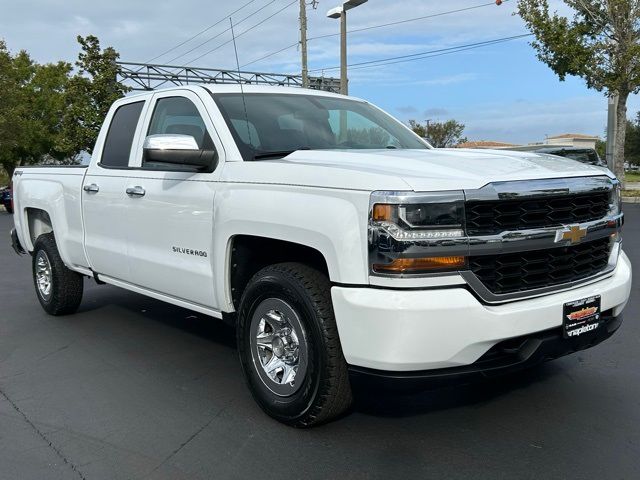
111 20 144 38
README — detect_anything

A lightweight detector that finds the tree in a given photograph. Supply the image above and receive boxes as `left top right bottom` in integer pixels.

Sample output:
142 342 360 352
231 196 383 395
517 0 640 185
625 112 640 165
408 119 467 147
0 40 72 177
596 138 607 159
60 35 130 156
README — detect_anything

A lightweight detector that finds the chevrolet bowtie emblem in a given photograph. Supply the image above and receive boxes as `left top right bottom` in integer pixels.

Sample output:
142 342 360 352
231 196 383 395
555 225 588 244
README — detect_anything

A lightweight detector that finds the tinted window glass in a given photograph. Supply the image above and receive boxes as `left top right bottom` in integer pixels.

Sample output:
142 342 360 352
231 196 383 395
148 97 209 148
214 93 428 161
101 101 144 168
548 149 604 166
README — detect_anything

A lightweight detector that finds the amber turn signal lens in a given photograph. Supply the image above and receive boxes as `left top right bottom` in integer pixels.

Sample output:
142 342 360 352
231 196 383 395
372 204 393 221
373 256 466 274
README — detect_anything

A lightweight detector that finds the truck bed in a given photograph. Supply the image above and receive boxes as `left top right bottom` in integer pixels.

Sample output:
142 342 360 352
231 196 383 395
13 165 90 270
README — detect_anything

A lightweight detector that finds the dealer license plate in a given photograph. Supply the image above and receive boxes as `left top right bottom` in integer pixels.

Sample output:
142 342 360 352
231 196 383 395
563 295 602 338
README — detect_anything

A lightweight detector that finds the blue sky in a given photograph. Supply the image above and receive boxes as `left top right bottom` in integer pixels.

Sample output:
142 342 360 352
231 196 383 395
2 0 638 144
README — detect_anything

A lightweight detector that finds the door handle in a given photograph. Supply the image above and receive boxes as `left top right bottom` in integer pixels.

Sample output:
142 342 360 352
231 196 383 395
126 186 146 197
83 183 99 193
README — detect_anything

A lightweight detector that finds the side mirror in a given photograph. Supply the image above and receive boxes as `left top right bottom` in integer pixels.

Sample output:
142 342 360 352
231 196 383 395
143 134 216 169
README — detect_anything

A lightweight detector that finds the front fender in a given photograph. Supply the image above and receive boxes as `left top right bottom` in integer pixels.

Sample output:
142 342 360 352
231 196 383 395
213 183 370 310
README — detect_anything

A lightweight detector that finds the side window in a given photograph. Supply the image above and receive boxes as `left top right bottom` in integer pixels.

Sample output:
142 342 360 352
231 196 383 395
147 97 211 149
101 101 144 168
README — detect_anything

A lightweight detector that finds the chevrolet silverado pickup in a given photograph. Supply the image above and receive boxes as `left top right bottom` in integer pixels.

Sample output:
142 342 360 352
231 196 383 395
10 85 632 426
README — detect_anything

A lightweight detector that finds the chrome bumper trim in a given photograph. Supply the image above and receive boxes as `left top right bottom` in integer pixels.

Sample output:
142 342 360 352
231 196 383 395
466 213 622 256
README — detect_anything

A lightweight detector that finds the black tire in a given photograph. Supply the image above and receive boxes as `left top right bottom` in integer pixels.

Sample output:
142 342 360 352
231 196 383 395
5 204 13 214
237 263 352 427
32 233 83 315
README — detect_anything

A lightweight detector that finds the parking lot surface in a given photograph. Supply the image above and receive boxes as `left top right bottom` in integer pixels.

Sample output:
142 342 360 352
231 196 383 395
1 207 639 480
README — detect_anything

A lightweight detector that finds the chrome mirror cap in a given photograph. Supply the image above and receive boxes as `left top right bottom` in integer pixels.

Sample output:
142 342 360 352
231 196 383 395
143 134 199 151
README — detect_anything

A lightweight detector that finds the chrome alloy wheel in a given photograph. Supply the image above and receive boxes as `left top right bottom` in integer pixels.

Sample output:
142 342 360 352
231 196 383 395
35 251 53 301
249 298 308 397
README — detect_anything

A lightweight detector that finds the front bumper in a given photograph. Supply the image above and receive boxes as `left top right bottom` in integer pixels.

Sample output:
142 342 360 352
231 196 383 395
331 250 631 373
349 312 622 390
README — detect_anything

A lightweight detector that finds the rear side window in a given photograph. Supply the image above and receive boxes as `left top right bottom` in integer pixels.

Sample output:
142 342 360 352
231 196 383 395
147 97 210 148
101 101 144 168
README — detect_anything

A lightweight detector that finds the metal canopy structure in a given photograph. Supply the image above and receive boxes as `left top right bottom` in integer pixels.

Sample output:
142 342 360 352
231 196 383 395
116 61 340 93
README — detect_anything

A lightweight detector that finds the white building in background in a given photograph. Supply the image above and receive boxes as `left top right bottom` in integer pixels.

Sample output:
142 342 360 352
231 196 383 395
458 133 600 151
544 133 599 149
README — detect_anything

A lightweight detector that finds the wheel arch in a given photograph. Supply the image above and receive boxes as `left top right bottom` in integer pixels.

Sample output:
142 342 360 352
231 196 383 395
227 235 330 312
25 208 54 249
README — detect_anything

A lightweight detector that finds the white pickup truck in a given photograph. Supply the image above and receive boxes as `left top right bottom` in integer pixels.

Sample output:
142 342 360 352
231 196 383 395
10 85 632 426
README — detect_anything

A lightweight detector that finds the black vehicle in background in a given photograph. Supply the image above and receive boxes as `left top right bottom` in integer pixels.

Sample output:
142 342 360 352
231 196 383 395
534 146 606 167
1 183 13 214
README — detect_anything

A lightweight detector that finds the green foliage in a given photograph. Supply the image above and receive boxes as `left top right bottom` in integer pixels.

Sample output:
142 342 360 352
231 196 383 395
517 0 640 183
60 36 130 155
625 114 640 165
595 139 606 159
408 119 467 148
0 40 72 177
518 0 640 94
0 168 9 186
0 36 128 177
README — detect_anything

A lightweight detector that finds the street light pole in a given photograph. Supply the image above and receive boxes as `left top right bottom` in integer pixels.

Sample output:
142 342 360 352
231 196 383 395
327 0 368 96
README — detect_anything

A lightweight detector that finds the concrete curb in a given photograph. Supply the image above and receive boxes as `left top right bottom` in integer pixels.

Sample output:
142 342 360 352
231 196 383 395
622 197 640 204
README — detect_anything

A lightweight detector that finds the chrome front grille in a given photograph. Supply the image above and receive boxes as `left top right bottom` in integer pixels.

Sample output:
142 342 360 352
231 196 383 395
461 176 621 302
465 191 611 236
468 237 612 295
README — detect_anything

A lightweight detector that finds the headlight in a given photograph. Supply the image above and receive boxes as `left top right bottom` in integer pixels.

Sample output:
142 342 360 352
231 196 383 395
369 191 468 275
372 202 464 240
609 182 622 216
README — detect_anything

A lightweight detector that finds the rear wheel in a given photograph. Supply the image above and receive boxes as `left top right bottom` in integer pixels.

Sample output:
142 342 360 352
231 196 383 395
237 263 352 427
32 233 83 315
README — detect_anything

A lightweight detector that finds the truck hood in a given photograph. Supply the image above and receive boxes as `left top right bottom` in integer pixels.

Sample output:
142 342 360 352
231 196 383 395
224 148 613 192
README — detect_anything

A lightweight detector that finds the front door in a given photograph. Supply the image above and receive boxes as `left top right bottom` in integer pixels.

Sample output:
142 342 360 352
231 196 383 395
124 91 223 308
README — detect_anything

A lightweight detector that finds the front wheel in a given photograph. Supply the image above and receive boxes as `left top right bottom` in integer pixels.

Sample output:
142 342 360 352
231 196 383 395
237 263 352 427
32 233 84 315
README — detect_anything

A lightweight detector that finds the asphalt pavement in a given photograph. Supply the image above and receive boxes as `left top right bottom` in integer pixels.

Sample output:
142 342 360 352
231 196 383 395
1 207 639 480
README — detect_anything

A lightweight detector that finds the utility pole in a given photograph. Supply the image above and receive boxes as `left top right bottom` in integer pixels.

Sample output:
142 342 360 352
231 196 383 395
606 95 618 171
340 8 347 95
300 0 309 88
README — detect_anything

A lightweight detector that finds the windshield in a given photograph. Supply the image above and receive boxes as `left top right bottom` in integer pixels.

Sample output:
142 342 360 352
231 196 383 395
551 149 604 166
213 93 429 160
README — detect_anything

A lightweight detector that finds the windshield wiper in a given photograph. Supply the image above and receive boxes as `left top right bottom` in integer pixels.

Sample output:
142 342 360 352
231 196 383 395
252 147 309 160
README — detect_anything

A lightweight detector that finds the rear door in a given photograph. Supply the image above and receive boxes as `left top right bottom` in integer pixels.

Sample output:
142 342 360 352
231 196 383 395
123 90 224 308
82 98 148 281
